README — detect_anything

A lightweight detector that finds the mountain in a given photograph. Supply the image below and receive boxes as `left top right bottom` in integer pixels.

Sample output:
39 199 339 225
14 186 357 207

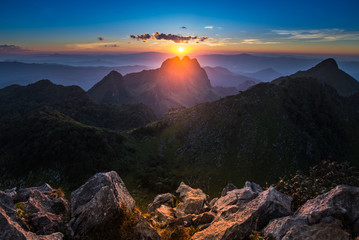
130 61 359 195
204 66 259 90
242 68 282 82
0 61 149 90
88 56 236 116
0 80 158 189
0 80 157 131
274 58 359 97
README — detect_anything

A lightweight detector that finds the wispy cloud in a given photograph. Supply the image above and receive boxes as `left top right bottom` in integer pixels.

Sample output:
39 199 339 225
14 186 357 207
0 44 29 53
272 29 359 41
130 32 209 43
204 26 214 29
67 42 120 49
241 39 279 45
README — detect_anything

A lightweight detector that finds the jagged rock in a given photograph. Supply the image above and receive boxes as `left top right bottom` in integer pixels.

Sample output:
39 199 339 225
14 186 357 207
295 185 359 234
263 216 308 240
0 207 64 240
154 205 175 222
147 193 175 213
1 184 69 235
69 171 135 238
281 222 351 240
244 181 263 193
191 187 292 240
169 214 196 227
209 198 218 208
211 182 262 215
18 186 69 235
175 182 209 217
193 212 215 226
221 183 237 196
134 213 161 240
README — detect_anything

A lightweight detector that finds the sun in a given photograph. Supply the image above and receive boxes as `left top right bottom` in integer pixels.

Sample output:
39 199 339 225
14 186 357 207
178 46 184 53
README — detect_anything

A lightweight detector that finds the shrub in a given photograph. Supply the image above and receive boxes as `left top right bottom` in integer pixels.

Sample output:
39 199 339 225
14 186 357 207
274 160 359 210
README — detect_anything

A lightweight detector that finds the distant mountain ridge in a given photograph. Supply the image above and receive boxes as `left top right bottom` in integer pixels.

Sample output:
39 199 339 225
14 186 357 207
203 66 259 90
0 61 149 90
88 56 237 116
274 58 359 96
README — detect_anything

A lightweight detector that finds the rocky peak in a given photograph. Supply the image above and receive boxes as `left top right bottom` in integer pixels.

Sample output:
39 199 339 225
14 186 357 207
103 70 123 81
313 58 339 71
160 56 202 72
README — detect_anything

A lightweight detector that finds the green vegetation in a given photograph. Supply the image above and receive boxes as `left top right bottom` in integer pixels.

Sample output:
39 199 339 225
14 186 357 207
15 202 26 219
274 160 359 210
249 231 268 240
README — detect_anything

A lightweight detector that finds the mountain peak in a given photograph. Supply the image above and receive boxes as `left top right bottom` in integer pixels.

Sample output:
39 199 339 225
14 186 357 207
314 58 339 70
106 70 123 78
160 56 201 70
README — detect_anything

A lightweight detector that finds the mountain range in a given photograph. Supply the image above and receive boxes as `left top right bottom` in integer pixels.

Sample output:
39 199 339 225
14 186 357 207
0 57 359 197
88 56 237 116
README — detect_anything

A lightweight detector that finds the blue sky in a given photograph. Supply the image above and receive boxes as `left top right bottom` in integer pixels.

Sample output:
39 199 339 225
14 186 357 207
1 0 358 54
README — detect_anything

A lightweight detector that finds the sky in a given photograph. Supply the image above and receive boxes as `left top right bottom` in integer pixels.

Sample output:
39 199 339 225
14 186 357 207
1 0 359 55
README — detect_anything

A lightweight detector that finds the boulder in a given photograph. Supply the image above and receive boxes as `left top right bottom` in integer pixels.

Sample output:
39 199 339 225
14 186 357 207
211 182 262 215
263 216 308 240
281 222 351 240
147 193 175 213
18 186 69 235
221 183 237 196
295 185 359 234
0 207 64 240
193 212 215 226
154 205 175 222
1 184 69 236
134 213 161 240
191 187 292 240
68 171 135 238
175 182 209 217
169 214 196 227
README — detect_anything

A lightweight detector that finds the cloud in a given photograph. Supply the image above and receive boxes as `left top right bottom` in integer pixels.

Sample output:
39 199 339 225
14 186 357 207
241 39 279 44
204 26 214 29
97 36 105 41
180 26 187 29
272 29 359 41
0 44 29 53
66 41 120 49
130 32 209 43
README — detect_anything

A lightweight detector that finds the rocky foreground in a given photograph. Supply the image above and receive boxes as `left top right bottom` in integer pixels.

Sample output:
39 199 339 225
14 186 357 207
1 171 359 240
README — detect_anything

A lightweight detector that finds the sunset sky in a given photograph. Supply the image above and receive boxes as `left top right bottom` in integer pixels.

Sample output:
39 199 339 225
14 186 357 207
1 0 359 55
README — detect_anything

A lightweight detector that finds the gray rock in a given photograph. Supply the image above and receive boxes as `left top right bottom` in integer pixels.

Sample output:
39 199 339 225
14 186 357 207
221 183 237 196
0 207 64 240
192 187 292 240
281 222 351 240
193 212 215 226
295 185 359 234
211 183 261 215
147 193 175 213
244 181 263 193
155 205 175 222
209 198 218 208
175 182 209 217
69 171 135 238
134 213 161 240
263 216 308 240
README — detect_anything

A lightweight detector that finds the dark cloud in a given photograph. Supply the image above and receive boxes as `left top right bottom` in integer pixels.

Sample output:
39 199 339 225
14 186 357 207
181 26 187 29
130 33 151 41
130 32 209 43
97 36 105 41
0 44 28 53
